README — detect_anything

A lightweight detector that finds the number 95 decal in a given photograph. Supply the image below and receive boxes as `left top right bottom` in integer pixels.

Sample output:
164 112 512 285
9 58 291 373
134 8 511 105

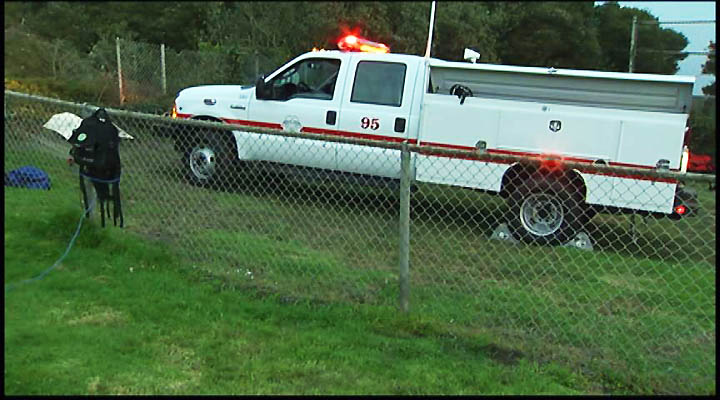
360 117 379 130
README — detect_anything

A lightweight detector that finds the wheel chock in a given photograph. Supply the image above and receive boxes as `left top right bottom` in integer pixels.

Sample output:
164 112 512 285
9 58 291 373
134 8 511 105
490 223 519 243
562 231 593 251
490 223 593 251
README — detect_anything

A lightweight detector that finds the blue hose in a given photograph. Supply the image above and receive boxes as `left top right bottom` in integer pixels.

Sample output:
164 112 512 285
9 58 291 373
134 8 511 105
4 191 96 293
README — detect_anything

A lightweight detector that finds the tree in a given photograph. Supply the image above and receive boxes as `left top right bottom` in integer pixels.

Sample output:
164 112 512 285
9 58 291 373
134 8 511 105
492 2 602 69
7 1 209 52
5 0 702 108
384 2 433 56
688 96 716 165
429 2 499 62
19 2 103 52
687 41 717 164
701 41 715 96
593 2 688 74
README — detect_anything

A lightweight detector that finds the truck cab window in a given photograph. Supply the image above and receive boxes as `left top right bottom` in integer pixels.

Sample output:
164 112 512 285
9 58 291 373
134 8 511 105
351 61 406 107
265 58 340 101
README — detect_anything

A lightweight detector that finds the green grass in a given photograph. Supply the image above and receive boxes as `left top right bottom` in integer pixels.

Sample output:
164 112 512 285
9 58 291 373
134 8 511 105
5 187 589 395
4 107 716 394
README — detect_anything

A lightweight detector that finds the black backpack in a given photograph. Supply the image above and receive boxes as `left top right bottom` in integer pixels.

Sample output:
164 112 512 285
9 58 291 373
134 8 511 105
68 108 123 227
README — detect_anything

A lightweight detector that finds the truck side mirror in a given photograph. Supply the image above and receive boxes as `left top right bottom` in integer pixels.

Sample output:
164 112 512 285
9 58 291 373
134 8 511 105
255 76 268 100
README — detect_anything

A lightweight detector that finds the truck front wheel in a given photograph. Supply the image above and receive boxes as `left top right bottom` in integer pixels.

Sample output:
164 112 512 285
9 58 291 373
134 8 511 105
182 129 237 187
507 178 584 245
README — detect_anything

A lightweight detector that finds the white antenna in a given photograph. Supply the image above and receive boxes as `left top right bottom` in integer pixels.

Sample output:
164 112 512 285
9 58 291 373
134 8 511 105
424 1 437 58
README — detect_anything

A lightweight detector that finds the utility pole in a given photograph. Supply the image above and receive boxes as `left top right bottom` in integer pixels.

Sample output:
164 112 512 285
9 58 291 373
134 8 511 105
629 18 715 73
628 16 638 72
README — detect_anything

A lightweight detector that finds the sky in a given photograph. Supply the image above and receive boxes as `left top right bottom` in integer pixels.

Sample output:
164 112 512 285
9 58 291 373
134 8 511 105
599 1 716 95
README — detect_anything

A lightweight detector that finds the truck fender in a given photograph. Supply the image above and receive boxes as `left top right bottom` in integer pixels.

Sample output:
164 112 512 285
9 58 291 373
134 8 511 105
189 116 246 160
499 162 587 202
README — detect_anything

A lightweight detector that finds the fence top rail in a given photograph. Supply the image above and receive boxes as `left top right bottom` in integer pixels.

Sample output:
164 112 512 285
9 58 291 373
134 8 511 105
5 89 716 183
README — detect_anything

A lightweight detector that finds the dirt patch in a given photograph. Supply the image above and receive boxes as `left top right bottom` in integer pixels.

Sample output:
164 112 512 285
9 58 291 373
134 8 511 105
478 342 525 365
67 306 126 326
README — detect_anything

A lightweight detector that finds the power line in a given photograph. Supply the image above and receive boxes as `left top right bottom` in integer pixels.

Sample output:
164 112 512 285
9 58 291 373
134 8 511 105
637 49 715 56
639 20 715 25
629 18 715 72
613 47 715 56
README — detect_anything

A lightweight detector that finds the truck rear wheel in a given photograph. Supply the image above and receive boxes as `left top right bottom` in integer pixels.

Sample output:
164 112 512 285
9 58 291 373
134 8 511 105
507 178 584 245
182 128 237 187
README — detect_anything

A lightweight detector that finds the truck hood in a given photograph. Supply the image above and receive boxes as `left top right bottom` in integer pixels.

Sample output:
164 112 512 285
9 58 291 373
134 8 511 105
178 84 254 100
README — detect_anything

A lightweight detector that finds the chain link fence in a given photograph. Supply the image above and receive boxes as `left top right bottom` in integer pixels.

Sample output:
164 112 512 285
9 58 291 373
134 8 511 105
4 90 716 394
5 30 277 110
114 38 278 109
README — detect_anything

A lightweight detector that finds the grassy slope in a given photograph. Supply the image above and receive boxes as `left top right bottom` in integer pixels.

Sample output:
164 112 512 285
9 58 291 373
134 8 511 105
4 187 585 395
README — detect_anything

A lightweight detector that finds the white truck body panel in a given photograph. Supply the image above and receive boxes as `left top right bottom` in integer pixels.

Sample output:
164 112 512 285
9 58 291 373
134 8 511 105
174 50 695 215
427 59 694 113
414 155 510 192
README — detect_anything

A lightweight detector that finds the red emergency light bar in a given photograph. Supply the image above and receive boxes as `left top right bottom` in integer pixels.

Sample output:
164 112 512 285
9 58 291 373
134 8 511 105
338 35 390 53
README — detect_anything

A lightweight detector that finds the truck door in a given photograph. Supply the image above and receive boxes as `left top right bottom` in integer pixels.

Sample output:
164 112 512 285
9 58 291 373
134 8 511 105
336 58 414 178
247 57 344 170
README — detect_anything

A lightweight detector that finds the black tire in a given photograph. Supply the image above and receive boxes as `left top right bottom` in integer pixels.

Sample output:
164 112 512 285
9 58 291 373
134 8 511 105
580 206 598 224
181 127 237 187
506 177 585 245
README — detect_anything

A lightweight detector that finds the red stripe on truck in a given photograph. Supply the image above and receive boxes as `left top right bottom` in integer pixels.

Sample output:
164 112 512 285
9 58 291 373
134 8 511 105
409 141 678 183
301 127 417 144
221 118 283 130
175 113 676 183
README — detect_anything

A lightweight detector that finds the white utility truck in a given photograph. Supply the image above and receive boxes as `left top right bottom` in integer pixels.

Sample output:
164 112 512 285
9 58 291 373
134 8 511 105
171 35 697 244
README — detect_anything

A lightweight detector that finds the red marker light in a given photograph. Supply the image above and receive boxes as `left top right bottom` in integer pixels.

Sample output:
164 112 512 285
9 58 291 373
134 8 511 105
338 35 389 53
674 205 687 215
539 154 564 172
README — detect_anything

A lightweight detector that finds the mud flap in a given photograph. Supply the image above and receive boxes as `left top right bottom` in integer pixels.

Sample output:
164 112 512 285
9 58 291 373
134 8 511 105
673 185 699 217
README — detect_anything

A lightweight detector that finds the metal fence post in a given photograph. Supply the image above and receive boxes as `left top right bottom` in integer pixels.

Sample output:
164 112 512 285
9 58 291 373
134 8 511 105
161 43 167 95
116 37 124 105
399 141 412 313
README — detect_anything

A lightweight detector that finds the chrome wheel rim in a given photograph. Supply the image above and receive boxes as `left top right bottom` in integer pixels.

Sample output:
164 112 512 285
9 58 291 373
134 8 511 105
189 146 216 180
520 193 564 237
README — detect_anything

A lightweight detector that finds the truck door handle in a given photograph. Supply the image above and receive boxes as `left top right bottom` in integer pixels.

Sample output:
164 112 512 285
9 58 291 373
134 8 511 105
230 104 246 110
326 110 337 125
394 117 406 133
